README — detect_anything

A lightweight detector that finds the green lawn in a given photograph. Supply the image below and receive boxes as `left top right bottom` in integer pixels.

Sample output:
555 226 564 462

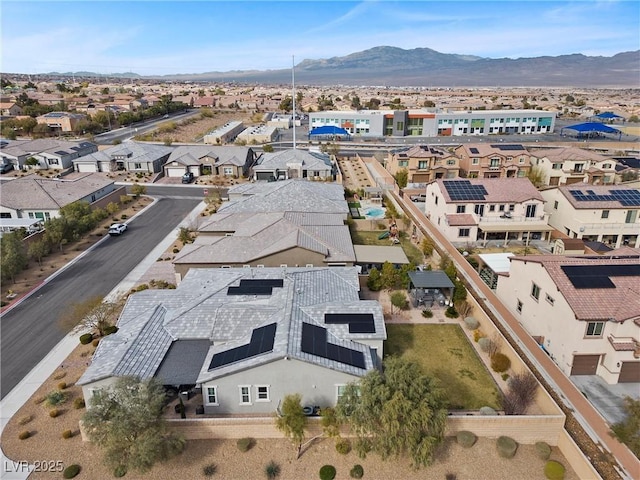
384 324 501 410
350 230 425 266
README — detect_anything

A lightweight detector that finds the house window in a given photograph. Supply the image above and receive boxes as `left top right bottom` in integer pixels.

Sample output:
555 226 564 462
435 196 438 205
519 157 525 164
574 164 584 173
489 205 495 212
552 163 562 170
456 205 466 213
239 386 251 405
134 163 142 169
545 294 555 305
48 158 59 165
472 158 479 165
447 159 456 165
531 283 541 301
336 385 347 403
206 386 218 405
601 210 609 219
398 160 408 167
516 300 523 313
585 321 605 338
458 228 470 237
418 161 428 169
602 163 611 169
509 204 515 212
255 385 270 402
553 201 558 210
499 205 505 211
223 167 233 175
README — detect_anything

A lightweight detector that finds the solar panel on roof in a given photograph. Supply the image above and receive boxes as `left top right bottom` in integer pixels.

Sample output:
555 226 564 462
227 278 284 295
324 313 376 334
569 189 640 206
561 264 640 289
301 323 366 369
209 323 276 369
469 147 479 154
443 180 488 201
490 144 525 151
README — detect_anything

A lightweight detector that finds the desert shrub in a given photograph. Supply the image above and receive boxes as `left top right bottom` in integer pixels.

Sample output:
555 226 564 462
53 371 67 380
544 460 565 480
349 464 364 479
73 397 86 409
49 408 61 418
92 338 100 347
114 465 128 477
491 352 511 373
473 329 484 342
445 306 459 318
319 465 336 480
496 436 518 458
62 429 74 439
463 316 479 330
58 382 67 390
335 438 352 455
103 325 119 335
172 248 179 254
18 430 30 440
421 309 433 318
445 475 457 480
34 396 46 405
479 406 497 415
46 390 66 406
502 373 510 381
62 464 81 478
456 300 473 318
203 463 217 476
79 333 93 345
478 336 499 357
18 415 33 426
265 460 281 479
456 430 477 448
502 371 538 415
237 437 255 452
535 441 552 460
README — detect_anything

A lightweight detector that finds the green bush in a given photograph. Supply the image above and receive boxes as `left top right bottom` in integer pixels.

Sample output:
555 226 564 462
79 333 93 345
18 430 30 440
62 464 81 478
265 460 280 479
496 436 518 458
421 309 433 318
237 437 255 452
456 430 477 448
445 306 459 318
319 465 336 480
479 406 497 415
62 429 73 439
103 325 119 335
46 390 66 406
463 316 479 330
536 441 552 460
335 438 352 455
491 352 511 373
544 460 565 480
349 464 364 479
114 465 128 477
203 463 217 476
73 397 86 409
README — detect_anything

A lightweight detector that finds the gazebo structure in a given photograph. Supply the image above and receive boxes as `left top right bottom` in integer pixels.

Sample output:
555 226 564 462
560 122 622 140
407 270 455 308
308 125 351 141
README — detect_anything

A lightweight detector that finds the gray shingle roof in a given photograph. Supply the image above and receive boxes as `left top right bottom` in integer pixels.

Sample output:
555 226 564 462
253 149 331 172
79 267 385 387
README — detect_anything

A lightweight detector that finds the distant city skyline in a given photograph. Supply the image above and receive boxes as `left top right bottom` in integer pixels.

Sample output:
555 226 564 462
2 1 639 76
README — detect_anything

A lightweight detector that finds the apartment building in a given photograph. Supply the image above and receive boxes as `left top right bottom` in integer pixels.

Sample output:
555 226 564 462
454 143 533 179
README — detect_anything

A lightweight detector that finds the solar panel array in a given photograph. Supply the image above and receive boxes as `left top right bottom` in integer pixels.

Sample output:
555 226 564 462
568 189 640 206
490 144 525 151
561 264 640 289
443 180 488 201
208 323 277 369
227 279 284 296
324 313 376 334
469 147 479 154
301 323 366 369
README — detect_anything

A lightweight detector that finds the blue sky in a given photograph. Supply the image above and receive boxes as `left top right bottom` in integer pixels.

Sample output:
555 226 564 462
1 1 639 75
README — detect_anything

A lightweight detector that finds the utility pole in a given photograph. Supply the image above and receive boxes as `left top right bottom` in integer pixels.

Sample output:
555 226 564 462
292 55 296 150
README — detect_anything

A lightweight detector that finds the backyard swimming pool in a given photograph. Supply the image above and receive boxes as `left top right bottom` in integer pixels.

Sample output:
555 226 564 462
361 201 386 219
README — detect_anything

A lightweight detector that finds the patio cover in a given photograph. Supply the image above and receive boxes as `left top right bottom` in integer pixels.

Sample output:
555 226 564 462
478 253 514 274
308 126 351 137
479 223 554 232
408 271 454 289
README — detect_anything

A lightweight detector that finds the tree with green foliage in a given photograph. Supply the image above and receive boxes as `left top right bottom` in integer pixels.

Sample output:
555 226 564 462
28 239 50 267
82 377 185 473
131 183 146 198
263 144 274 153
423 100 435 108
628 115 639 123
44 217 68 251
394 168 408 189
365 98 381 110
420 237 434 257
611 396 640 458
0 231 28 284
178 227 193 244
59 201 96 240
366 267 382 291
279 96 293 113
380 261 400 290
276 394 307 458
336 357 447 468
390 291 409 313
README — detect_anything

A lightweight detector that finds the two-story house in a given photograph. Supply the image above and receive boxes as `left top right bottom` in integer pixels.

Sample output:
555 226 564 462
541 184 640 248
0 138 98 170
454 144 533 179
495 251 640 384
385 145 459 183
423 178 552 245
530 147 617 186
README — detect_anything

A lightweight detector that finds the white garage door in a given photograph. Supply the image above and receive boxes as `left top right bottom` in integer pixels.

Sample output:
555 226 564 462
77 163 98 173
166 167 185 177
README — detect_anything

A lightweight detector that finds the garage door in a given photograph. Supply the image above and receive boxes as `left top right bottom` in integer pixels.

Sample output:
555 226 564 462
619 361 640 383
166 167 185 178
77 163 97 173
570 354 600 375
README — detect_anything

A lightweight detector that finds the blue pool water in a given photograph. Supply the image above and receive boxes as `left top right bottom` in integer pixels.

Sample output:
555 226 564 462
364 207 385 219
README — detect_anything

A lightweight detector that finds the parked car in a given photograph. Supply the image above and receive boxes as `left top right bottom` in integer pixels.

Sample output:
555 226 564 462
0 163 14 174
410 194 426 202
108 223 128 236
181 172 194 184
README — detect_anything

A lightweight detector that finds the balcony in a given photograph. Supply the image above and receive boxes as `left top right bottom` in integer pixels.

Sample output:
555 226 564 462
576 222 640 234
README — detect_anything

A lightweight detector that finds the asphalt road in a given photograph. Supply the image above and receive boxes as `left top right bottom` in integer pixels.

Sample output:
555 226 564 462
93 110 200 145
0 195 201 399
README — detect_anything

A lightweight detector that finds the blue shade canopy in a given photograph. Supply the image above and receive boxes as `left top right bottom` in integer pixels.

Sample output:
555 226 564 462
562 122 621 133
594 112 624 119
309 126 350 136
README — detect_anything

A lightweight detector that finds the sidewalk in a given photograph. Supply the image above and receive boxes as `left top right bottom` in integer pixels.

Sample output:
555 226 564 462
0 199 207 479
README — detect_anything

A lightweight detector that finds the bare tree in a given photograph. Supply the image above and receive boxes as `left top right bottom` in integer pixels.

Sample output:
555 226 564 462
59 295 122 336
502 372 538 415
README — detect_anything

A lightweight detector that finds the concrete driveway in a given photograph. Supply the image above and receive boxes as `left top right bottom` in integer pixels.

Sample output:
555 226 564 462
570 375 640 425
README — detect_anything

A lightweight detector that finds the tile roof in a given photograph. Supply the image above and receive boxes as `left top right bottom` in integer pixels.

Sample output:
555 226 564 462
509 251 640 322
79 267 385 386
436 178 543 203
531 147 609 163
253 149 331 172
557 184 640 209
459 143 530 157
0 174 114 210
446 213 477 226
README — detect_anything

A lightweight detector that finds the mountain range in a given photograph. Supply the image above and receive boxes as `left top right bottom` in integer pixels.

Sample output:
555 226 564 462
47 46 640 87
